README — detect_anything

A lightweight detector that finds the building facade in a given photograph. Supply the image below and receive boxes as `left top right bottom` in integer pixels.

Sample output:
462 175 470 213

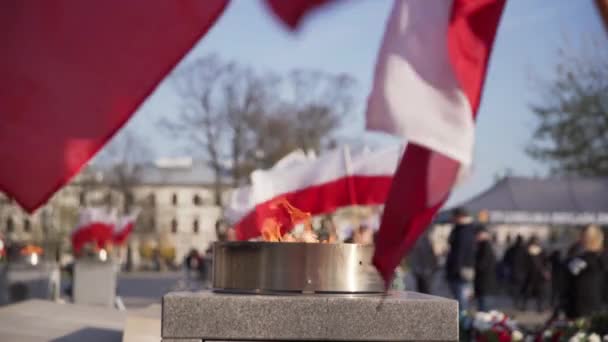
0 157 227 268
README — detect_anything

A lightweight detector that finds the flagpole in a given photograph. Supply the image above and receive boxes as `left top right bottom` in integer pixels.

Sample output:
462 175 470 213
597 0 608 33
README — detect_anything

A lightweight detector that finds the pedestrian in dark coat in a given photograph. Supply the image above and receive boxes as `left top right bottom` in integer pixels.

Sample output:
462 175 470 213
502 235 527 308
549 250 564 308
474 227 497 312
521 236 549 312
445 207 477 312
408 229 438 294
561 225 606 319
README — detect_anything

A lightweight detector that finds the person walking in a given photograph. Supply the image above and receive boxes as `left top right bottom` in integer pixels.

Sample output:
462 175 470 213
184 249 200 289
474 227 497 312
521 236 549 312
549 250 564 308
408 229 438 294
445 207 477 312
502 235 527 308
561 225 606 319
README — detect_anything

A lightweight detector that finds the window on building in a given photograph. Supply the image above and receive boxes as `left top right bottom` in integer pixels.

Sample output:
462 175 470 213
171 219 178 234
148 193 156 206
125 192 134 208
40 210 50 234
6 217 14 233
105 192 113 206
172 193 178 206
193 194 202 206
23 219 31 233
193 219 199 234
79 191 86 206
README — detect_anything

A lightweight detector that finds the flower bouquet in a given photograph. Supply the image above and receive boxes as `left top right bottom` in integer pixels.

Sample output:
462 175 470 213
472 311 524 342
537 312 608 342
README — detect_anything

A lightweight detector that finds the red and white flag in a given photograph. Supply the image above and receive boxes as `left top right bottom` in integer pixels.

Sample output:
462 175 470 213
366 0 505 284
113 210 141 245
0 0 228 213
71 208 117 254
228 145 404 240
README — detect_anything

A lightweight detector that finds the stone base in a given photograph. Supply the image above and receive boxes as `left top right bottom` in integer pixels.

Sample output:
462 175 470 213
0 262 60 305
162 291 458 341
73 260 117 307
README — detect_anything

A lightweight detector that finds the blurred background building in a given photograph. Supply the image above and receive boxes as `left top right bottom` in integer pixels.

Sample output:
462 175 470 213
0 157 228 270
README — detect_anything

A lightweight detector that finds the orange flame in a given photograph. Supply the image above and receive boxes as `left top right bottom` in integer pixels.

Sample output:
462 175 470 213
275 198 312 231
20 245 43 255
261 217 283 242
261 198 314 242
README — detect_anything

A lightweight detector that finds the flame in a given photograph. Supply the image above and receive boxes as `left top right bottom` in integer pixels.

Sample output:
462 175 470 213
261 198 315 242
20 244 43 256
273 198 312 230
261 217 283 242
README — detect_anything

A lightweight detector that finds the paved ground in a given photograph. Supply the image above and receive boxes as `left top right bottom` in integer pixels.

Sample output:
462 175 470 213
117 270 208 309
0 300 125 341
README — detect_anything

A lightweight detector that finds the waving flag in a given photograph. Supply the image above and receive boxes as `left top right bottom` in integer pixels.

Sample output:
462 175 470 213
113 210 141 245
228 145 404 240
366 0 506 285
71 208 117 254
0 0 228 212
266 0 334 29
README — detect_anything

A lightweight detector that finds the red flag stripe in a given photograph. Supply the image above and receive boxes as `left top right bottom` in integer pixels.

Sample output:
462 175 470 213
265 0 334 29
448 0 506 115
0 0 228 212
71 222 115 253
113 222 136 245
235 175 393 240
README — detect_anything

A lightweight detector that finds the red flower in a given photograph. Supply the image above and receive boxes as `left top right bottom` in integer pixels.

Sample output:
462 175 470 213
552 331 563 342
498 330 511 342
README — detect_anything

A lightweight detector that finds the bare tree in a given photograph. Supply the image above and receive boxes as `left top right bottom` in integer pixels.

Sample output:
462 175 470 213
166 56 357 202
95 129 151 212
246 70 356 169
527 39 608 176
220 67 279 187
165 55 232 204
283 70 355 152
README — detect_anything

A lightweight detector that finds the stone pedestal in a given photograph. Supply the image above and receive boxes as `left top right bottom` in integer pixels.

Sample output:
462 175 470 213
0 262 60 305
73 260 117 307
162 291 458 341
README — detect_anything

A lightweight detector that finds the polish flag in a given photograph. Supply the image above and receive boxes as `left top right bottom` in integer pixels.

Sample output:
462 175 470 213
228 145 404 240
366 0 506 284
0 0 228 213
71 208 117 254
113 210 141 245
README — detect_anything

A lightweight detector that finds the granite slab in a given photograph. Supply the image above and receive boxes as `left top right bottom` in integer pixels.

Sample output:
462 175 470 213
0 262 61 304
162 291 458 341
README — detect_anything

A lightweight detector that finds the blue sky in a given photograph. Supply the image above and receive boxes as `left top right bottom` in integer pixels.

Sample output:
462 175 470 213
123 0 606 206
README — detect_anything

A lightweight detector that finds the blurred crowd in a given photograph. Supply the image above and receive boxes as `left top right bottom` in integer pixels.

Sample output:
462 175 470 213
410 207 608 319
181 207 607 321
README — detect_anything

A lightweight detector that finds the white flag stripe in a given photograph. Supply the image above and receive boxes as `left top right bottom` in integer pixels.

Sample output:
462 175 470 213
366 0 475 166
226 144 403 224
